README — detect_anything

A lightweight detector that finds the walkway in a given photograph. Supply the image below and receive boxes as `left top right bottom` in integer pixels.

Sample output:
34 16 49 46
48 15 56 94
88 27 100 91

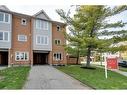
112 69 127 77
96 65 127 77
0 66 7 70
23 65 92 89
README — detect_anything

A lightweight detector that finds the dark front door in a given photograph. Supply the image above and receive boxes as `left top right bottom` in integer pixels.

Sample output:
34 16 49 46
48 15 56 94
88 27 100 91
0 52 8 66
33 53 48 65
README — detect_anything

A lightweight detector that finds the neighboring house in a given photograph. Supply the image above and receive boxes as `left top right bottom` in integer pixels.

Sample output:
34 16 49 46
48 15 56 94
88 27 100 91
0 5 67 66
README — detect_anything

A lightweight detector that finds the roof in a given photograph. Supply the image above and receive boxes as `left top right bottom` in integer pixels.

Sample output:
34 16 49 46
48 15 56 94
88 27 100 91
0 5 10 11
110 41 127 47
0 5 66 25
0 9 32 18
33 9 51 20
52 20 66 26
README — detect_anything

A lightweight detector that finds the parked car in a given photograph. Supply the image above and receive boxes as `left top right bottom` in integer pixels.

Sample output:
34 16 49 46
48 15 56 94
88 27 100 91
118 60 127 67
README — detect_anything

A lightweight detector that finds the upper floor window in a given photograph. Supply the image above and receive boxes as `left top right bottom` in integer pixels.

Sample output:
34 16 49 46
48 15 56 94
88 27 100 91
18 35 27 42
36 35 48 45
55 39 61 45
53 52 62 61
15 52 29 61
57 25 61 31
36 20 41 29
42 21 48 30
0 31 9 42
0 12 10 23
36 19 48 30
21 18 27 25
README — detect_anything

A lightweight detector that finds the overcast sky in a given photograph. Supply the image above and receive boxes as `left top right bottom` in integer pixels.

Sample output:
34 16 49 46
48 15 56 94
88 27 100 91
6 5 71 22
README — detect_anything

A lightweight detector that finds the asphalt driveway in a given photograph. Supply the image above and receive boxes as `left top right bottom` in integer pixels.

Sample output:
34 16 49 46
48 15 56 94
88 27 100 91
23 65 92 89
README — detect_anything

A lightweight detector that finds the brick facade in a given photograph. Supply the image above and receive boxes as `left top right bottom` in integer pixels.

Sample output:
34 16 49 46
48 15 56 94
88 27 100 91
50 22 67 65
9 15 32 66
0 6 67 66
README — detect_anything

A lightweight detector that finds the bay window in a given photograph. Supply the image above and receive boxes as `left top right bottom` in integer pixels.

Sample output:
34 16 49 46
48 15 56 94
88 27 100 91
36 35 48 45
0 31 9 42
36 19 48 30
0 12 10 23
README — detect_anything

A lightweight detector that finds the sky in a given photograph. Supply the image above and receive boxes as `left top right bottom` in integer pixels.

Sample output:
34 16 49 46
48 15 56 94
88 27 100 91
1 0 127 36
4 5 127 29
6 5 71 22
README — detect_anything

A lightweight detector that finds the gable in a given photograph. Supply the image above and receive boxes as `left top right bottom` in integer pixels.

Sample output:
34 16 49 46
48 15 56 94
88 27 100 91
34 10 51 20
36 13 50 20
0 5 10 11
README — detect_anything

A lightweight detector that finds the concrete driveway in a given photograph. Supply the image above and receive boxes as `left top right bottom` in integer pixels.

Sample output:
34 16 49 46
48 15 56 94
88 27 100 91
0 66 7 70
23 65 92 89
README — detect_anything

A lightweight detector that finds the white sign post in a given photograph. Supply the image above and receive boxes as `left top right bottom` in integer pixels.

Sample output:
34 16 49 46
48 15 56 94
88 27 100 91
104 62 107 79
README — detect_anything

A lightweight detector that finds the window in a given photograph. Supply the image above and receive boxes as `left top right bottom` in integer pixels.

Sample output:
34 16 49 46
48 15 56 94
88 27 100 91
18 35 27 42
4 32 8 41
0 13 4 21
57 25 61 31
37 36 41 44
0 12 10 23
36 19 48 30
0 32 3 40
0 31 9 41
42 21 48 30
21 18 27 25
53 53 62 61
15 52 29 61
36 35 48 45
36 20 41 29
55 39 61 45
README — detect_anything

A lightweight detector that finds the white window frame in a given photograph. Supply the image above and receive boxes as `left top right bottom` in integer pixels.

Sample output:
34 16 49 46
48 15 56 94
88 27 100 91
21 18 27 25
0 31 9 42
54 39 61 45
15 52 29 61
36 20 42 29
36 35 49 45
36 19 48 30
0 12 10 23
18 35 27 42
42 21 48 30
53 52 62 61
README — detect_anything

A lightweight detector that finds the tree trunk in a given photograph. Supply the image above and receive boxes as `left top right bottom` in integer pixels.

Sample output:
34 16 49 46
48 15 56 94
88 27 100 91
86 46 91 67
76 47 80 64
76 57 79 64
100 52 102 66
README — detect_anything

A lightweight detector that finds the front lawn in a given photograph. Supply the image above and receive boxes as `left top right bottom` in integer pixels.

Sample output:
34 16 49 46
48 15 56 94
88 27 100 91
57 65 127 89
0 66 30 89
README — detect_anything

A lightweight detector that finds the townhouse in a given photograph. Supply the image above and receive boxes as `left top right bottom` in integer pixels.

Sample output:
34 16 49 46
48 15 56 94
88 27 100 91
0 5 67 66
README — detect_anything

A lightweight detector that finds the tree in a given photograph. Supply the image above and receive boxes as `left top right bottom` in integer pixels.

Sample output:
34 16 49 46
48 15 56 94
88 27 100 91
56 5 127 67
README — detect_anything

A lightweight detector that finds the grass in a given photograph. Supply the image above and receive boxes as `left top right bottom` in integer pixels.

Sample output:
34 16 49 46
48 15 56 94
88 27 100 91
0 66 30 89
94 64 127 72
56 65 127 89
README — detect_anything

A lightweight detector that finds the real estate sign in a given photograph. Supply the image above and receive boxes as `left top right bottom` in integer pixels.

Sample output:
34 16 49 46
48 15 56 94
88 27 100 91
107 58 118 69
104 57 118 79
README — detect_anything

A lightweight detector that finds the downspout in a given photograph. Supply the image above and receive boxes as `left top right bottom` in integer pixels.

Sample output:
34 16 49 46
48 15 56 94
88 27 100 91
29 18 32 67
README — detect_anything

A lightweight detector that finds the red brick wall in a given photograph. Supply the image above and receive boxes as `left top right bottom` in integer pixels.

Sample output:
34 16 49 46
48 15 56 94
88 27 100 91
50 23 67 65
10 15 32 65
67 56 81 64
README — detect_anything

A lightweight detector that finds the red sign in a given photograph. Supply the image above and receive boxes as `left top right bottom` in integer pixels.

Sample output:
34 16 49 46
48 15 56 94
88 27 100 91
107 58 118 69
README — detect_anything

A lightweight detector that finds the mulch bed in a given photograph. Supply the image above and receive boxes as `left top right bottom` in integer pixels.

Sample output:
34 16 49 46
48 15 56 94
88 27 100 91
80 66 96 70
